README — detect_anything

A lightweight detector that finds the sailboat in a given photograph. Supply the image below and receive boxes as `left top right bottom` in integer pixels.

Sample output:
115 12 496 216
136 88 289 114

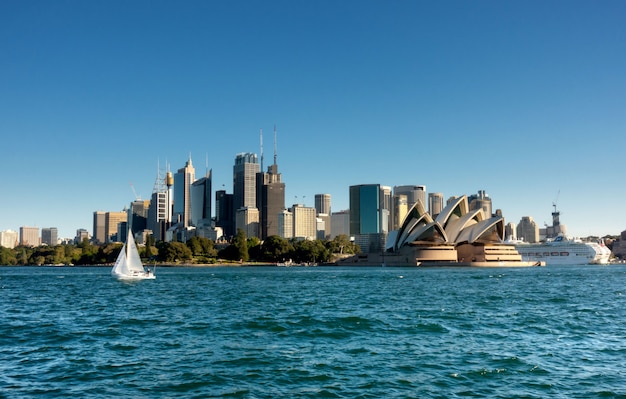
111 230 155 280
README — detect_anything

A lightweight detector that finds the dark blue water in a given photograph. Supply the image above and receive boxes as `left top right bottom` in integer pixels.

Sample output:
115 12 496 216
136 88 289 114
1 265 626 398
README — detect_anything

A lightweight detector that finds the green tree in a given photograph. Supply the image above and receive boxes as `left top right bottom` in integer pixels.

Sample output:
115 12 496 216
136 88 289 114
234 229 249 262
327 234 358 255
158 241 193 263
259 235 293 262
0 247 17 265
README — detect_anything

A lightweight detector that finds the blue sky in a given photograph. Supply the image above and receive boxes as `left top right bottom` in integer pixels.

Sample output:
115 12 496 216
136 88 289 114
1 0 625 239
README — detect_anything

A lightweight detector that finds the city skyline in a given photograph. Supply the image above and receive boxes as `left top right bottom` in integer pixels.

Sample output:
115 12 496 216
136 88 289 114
2 1 625 239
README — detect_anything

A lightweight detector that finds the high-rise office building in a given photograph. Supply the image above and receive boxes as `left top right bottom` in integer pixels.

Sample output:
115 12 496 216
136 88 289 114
278 209 293 239
468 190 493 218
314 194 332 239
517 216 540 243
392 194 408 231
75 229 89 244
105 211 127 243
349 184 390 253
233 152 259 234
147 166 173 242
19 226 40 247
428 192 444 217
128 200 150 235
257 129 285 239
236 207 259 239
292 204 317 240
173 156 196 227
0 230 19 249
315 194 331 215
191 170 212 227
41 227 58 246
394 185 426 209
93 211 106 244
215 190 234 238
331 210 350 238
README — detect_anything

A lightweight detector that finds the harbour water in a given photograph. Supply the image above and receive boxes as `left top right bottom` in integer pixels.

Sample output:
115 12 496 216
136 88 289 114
1 265 626 398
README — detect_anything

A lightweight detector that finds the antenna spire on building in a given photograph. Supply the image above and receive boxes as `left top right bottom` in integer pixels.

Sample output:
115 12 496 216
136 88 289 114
273 125 277 165
260 128 264 172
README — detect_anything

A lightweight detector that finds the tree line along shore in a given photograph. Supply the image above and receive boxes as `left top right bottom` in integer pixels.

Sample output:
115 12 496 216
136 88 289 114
0 230 359 267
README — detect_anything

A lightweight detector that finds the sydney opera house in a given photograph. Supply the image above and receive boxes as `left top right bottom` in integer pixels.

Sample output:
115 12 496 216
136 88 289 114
339 195 543 267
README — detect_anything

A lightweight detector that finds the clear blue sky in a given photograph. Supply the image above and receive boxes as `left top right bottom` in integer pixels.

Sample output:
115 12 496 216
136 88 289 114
1 0 625 239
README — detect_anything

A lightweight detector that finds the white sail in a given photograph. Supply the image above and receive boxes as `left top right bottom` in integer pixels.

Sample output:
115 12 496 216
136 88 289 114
125 232 145 273
111 230 155 280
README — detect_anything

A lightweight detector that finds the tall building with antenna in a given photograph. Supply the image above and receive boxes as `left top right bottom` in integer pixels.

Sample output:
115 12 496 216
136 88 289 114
257 126 285 239
173 155 196 228
233 152 260 235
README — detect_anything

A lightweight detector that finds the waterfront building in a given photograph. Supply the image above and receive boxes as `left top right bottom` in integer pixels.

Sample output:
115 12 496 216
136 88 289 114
292 204 317 240
428 192 444 218
517 216 540 243
349 184 390 253
277 209 293 239
316 215 328 240
41 227 58 246
235 207 259 239
233 152 260 234
128 200 150 235
93 211 106 244
19 226 40 247
75 229 89 244
0 230 19 249
173 156 196 227
105 211 127 243
331 210 350 239
147 167 172 242
505 222 516 240
257 132 285 239
215 190 234 239
315 194 332 238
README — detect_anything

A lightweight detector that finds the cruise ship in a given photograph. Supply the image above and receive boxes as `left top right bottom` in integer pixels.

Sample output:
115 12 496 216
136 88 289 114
513 235 610 265
511 204 611 265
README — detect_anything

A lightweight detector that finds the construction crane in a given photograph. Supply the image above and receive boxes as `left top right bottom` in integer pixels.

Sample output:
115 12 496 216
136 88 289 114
552 189 560 213
129 181 141 201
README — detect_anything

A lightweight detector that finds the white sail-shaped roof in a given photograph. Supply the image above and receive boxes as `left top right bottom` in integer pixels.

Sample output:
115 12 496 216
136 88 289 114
444 208 484 243
455 216 505 244
394 200 432 250
434 196 468 229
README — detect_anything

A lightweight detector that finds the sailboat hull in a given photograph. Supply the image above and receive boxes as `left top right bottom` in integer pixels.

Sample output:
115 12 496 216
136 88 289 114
111 270 156 280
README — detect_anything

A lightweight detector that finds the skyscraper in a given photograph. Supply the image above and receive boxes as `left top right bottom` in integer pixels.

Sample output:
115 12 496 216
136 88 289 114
257 128 285 239
191 169 212 227
349 184 390 253
147 165 172 242
173 155 195 227
428 192 444 217
19 226 40 246
468 190 493 218
215 189 234 238
93 211 106 244
105 211 127 243
315 194 331 215
291 204 316 240
394 185 426 209
41 227 58 246
128 200 149 235
233 152 259 234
